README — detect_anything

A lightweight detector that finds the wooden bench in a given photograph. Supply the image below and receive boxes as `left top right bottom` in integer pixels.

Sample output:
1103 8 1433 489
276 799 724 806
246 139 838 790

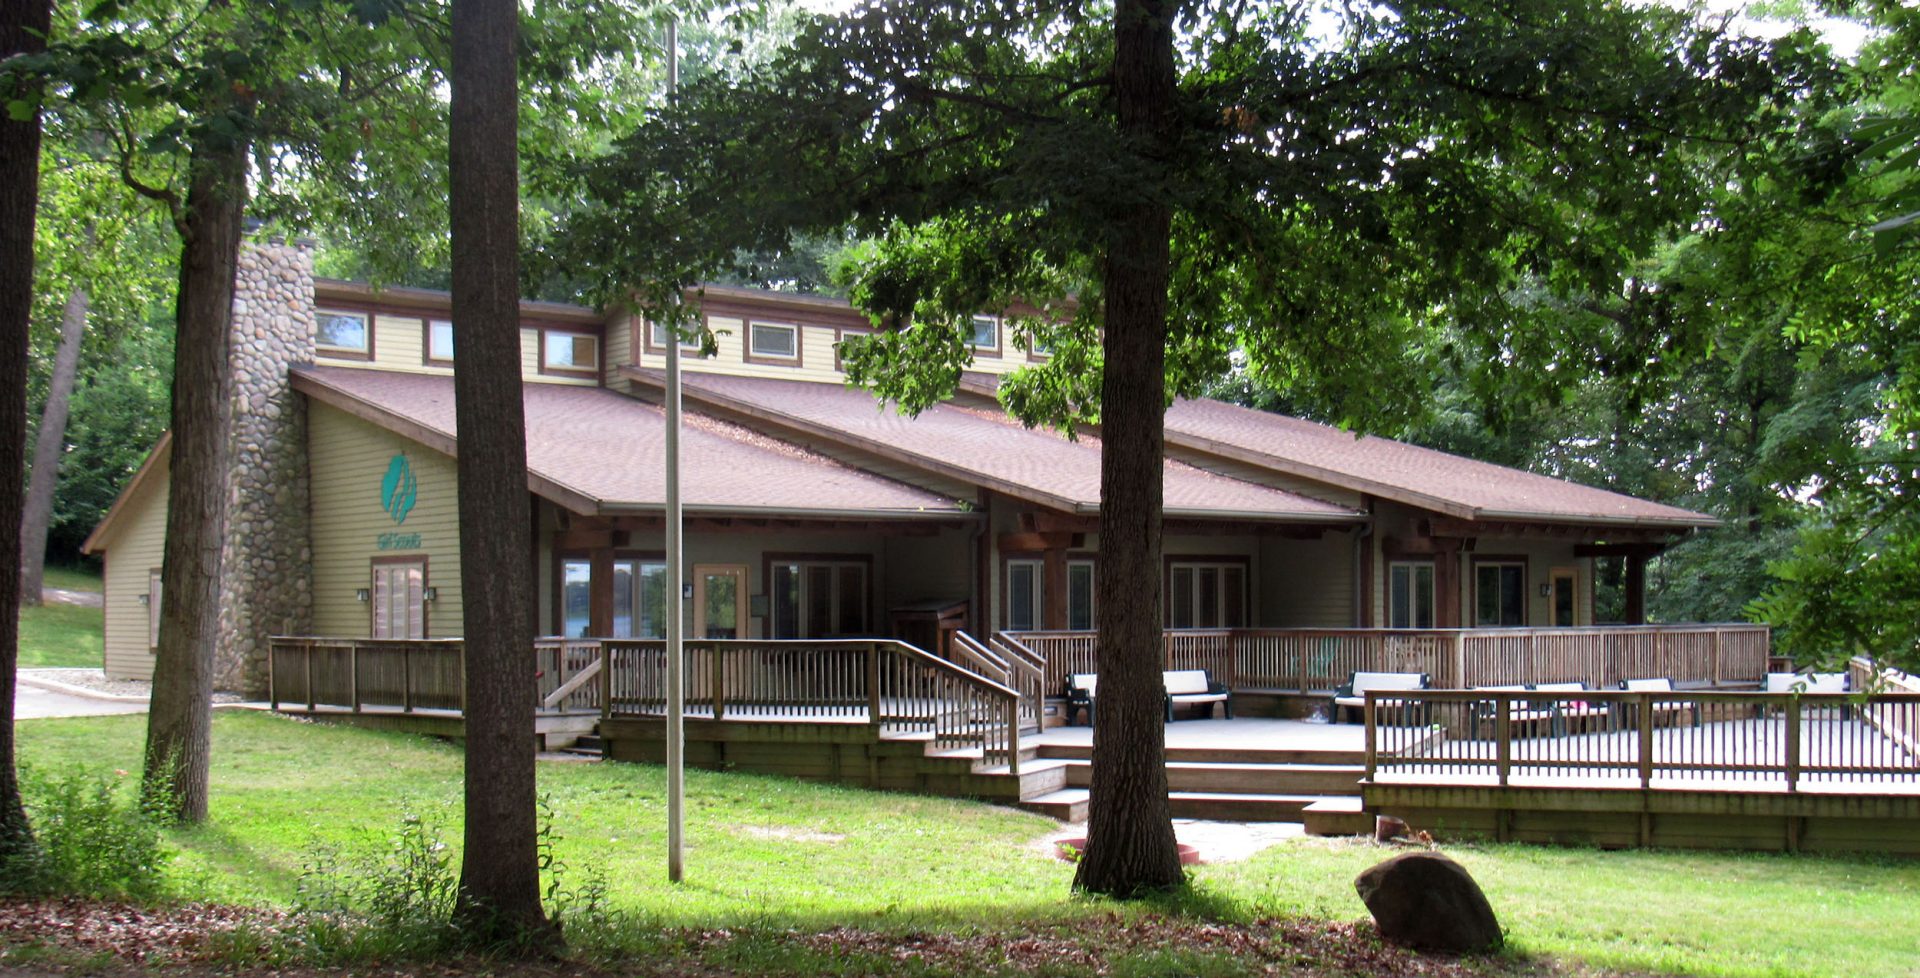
1063 670 1234 725
1473 682 1606 738
1162 669 1232 722
1333 671 1430 724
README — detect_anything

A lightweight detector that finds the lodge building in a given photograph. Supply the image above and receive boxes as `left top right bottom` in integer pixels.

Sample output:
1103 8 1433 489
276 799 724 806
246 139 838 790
83 240 1716 694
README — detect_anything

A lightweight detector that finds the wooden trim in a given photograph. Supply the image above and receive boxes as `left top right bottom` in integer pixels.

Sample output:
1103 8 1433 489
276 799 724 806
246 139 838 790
82 432 171 554
743 319 804 367
537 327 601 378
315 307 376 361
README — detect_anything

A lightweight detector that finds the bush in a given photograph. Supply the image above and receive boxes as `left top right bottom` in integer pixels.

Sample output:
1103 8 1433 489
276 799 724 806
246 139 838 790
2 765 171 899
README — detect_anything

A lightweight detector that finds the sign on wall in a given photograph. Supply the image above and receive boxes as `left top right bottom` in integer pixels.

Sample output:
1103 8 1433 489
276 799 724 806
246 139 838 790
377 453 423 550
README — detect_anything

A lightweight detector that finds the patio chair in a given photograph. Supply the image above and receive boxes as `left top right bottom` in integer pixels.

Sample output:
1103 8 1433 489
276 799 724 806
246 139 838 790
1065 673 1098 726
1618 677 1701 727
1163 669 1233 722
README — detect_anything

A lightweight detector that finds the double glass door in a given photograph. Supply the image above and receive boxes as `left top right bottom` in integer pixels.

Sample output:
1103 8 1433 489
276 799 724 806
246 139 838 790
558 558 746 639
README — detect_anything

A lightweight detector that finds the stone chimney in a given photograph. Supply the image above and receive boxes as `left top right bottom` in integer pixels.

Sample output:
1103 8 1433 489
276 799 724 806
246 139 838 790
216 239 317 692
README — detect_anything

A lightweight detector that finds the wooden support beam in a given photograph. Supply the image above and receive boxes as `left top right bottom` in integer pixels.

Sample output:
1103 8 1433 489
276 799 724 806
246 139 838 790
1624 553 1648 625
1574 542 1670 558
998 530 1076 553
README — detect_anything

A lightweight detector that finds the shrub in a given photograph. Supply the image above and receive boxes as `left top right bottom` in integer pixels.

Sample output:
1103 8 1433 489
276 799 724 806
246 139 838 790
2 765 171 899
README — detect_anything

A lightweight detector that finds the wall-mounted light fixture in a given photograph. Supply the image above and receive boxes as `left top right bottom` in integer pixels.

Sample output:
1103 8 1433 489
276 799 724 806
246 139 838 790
136 594 149 606
422 586 438 603
1538 583 1552 598
355 588 371 603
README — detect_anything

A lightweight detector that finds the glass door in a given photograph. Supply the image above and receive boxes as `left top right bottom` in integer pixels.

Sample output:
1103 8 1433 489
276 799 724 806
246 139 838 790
1551 569 1579 627
693 564 748 639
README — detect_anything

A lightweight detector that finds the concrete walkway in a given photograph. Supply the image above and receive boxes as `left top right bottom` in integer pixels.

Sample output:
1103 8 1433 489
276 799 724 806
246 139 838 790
13 670 149 720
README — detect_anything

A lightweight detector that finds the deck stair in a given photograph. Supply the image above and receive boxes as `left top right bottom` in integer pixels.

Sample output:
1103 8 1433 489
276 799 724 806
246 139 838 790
559 733 606 759
1012 740 1371 829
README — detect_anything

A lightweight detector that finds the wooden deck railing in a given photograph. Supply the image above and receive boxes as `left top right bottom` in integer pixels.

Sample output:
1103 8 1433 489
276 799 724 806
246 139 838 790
1852 657 1920 757
597 638 1023 773
951 631 1044 733
269 637 468 713
1363 688 1920 790
1007 624 1771 695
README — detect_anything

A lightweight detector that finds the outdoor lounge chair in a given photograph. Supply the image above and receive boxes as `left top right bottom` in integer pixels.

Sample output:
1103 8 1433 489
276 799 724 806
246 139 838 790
1333 671 1430 724
1163 669 1233 722
1619 677 1701 727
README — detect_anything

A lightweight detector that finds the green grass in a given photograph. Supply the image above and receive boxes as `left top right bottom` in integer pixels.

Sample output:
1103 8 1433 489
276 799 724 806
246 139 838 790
39 565 103 593
17 601 104 668
12 712 1920 977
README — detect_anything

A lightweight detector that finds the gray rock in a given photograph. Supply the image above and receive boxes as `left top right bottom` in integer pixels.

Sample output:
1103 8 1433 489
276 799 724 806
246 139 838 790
1353 851 1502 953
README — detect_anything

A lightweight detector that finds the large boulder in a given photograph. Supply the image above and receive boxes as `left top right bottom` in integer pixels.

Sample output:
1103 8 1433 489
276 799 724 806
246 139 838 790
1353 851 1503 952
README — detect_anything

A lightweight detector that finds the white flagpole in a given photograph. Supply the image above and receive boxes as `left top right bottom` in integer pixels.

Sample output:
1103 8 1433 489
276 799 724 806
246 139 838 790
664 16 686 885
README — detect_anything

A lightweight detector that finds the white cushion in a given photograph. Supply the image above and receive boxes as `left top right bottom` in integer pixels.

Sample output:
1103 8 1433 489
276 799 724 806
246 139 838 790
1765 672 1848 695
1621 678 1675 692
1350 672 1427 693
1163 670 1212 695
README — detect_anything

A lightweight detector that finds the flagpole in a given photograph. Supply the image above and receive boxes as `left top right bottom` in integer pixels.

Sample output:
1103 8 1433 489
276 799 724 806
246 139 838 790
664 16 686 885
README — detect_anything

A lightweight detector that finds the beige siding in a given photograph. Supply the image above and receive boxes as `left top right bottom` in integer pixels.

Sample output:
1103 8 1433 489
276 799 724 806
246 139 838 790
309 404 464 637
631 313 1049 384
1260 532 1354 628
312 316 596 385
98 454 171 680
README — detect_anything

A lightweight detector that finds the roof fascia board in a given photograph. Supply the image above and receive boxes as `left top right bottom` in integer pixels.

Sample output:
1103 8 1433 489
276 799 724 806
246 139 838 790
1164 428 1485 520
291 370 603 516
620 365 1086 515
596 503 979 521
81 432 172 555
1470 509 1720 531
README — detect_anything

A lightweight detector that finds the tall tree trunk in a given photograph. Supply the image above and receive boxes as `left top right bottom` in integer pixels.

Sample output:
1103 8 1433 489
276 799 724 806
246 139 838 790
142 127 249 824
19 285 86 606
0 0 54 867
1073 0 1182 897
449 0 552 946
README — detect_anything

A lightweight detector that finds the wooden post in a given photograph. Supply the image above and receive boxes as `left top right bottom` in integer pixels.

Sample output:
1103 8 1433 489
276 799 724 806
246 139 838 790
1005 698 1021 775
866 641 883 727
711 643 726 721
401 644 413 713
1453 632 1468 688
1625 554 1647 625
1496 696 1512 787
1363 695 1378 780
1711 628 1723 686
1785 696 1801 793
1163 630 1174 671
1637 695 1655 789
350 642 361 713
269 641 280 711
599 643 613 720
305 645 315 712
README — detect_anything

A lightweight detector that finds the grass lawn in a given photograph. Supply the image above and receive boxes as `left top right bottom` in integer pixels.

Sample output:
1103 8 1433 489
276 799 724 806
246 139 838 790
11 712 1920 978
17 600 104 668
39 564 103 593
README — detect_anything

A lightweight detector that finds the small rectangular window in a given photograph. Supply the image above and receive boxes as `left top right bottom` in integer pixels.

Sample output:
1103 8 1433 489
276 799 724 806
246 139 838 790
1475 561 1527 627
427 320 454 363
649 320 703 352
316 310 370 355
544 331 599 372
1006 558 1042 631
749 321 799 360
969 315 998 352
1389 562 1435 629
1067 560 1095 631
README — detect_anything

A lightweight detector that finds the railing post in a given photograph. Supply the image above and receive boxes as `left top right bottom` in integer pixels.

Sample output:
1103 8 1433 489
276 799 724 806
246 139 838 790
1454 632 1468 688
269 641 280 711
1637 694 1655 789
866 641 883 728
1005 698 1020 776
402 645 413 712
1364 695 1377 780
711 643 726 721
1496 696 1512 786
1785 696 1802 793
1711 628 1723 686
304 644 315 712
1163 631 1174 671
350 642 361 713
1225 631 1238 689
599 643 613 720
1364 692 1377 768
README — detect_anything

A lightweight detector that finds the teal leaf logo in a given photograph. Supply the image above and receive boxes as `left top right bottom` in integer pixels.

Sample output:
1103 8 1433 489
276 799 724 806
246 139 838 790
381 454 418 525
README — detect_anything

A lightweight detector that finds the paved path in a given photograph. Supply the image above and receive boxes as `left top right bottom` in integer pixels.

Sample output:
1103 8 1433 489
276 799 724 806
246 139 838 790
39 587 103 607
13 680 148 719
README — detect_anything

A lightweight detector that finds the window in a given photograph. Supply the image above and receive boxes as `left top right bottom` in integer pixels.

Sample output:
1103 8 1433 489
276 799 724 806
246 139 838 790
1005 558 1042 631
1551 569 1578 628
1067 560 1096 630
834 328 870 370
1388 562 1435 629
649 320 702 352
1475 561 1527 627
1167 560 1246 628
969 314 998 353
771 560 868 638
427 320 454 363
371 560 426 639
316 310 370 356
147 569 162 650
560 559 592 638
543 330 599 372
613 559 668 638
748 321 799 361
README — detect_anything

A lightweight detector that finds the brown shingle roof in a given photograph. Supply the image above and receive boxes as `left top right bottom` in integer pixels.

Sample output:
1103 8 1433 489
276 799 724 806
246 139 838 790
291 366 968 518
629 368 1362 522
1161 397 1713 528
